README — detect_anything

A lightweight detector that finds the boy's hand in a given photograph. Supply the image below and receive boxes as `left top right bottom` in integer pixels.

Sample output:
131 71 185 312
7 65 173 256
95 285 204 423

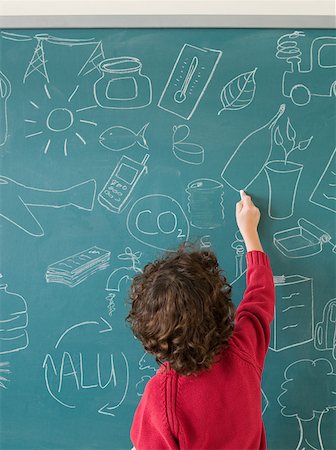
236 191 263 252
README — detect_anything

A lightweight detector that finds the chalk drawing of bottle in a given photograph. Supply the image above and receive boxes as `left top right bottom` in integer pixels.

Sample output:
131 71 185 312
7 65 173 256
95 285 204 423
221 104 286 192
186 178 224 229
265 161 303 219
0 277 28 355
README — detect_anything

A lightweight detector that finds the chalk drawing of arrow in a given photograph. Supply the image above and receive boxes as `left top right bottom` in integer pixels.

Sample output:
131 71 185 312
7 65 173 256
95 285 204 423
42 353 75 408
0 176 96 236
55 318 112 349
98 352 129 417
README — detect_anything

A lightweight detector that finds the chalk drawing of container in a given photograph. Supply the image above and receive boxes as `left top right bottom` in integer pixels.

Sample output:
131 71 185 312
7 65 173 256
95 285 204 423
186 178 224 229
264 160 303 219
94 57 152 109
273 218 336 258
270 275 314 352
0 280 28 355
276 32 336 106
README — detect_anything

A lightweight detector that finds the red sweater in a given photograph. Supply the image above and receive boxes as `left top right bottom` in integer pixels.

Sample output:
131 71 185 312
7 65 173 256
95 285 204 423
130 251 275 450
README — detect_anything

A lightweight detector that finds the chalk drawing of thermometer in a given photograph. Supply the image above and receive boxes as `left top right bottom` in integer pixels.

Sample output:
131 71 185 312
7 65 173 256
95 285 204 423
174 56 198 103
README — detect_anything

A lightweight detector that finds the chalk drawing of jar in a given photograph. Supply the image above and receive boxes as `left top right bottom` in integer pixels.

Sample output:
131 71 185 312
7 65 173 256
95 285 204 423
186 178 224 229
264 160 303 220
0 282 28 355
94 57 152 109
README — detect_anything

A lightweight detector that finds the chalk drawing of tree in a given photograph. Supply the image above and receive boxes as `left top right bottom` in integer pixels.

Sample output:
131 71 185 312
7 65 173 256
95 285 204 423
278 358 336 450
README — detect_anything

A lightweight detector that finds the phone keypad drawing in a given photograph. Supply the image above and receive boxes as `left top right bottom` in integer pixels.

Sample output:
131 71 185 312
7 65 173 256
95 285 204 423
98 154 150 214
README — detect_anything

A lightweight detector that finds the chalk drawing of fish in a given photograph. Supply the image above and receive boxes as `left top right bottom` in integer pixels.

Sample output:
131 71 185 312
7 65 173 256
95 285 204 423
99 123 149 152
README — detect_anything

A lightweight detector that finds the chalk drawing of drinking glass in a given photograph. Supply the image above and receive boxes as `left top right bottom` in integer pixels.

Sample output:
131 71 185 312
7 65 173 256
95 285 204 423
94 57 152 109
186 178 224 229
276 31 336 106
0 275 28 355
264 117 313 220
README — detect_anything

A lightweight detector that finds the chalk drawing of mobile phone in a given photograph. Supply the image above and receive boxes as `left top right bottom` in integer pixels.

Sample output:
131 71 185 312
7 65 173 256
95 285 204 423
98 154 149 214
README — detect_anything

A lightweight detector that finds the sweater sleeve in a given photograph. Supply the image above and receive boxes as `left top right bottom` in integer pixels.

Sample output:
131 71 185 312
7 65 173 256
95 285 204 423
130 374 179 450
231 250 275 371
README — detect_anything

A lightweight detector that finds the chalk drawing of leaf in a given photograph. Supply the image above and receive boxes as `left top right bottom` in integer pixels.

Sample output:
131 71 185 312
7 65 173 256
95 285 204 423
218 68 257 114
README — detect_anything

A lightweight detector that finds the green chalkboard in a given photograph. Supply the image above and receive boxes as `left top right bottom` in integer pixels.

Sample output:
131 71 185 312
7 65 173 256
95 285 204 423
0 28 335 450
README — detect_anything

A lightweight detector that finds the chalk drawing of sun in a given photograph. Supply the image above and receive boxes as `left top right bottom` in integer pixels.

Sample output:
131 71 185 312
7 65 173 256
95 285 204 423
25 84 98 156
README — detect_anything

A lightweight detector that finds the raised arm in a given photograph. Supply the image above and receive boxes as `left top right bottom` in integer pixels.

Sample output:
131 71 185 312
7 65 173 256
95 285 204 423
231 191 275 371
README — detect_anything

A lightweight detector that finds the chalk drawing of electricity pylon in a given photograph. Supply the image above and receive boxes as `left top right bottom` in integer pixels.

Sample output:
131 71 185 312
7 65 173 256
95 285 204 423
1 31 105 84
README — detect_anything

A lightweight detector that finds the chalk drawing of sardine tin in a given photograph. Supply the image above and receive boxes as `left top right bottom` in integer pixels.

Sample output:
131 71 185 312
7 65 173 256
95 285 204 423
94 57 152 109
276 31 336 106
273 218 336 258
186 178 224 229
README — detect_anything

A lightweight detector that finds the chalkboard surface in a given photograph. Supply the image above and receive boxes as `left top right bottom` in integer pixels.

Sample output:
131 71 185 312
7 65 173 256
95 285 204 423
0 28 335 450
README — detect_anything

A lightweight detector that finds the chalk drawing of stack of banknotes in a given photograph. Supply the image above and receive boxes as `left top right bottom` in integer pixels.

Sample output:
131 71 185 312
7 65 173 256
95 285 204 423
0 176 96 236
45 246 111 287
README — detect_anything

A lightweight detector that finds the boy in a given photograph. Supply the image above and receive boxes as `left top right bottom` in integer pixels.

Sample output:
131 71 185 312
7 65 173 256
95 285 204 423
127 191 275 449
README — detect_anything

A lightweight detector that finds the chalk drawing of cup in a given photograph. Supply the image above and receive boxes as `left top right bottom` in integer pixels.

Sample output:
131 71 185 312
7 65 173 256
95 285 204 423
264 160 303 220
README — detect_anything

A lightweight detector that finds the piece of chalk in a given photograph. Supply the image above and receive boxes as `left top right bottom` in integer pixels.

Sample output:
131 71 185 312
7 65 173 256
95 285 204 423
240 190 244 199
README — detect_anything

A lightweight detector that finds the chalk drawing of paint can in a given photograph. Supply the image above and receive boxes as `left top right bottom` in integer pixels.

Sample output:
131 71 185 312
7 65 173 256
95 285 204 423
186 178 224 229
94 57 152 109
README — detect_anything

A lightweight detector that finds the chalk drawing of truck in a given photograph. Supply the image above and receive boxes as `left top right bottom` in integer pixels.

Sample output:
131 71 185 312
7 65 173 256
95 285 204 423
276 32 336 106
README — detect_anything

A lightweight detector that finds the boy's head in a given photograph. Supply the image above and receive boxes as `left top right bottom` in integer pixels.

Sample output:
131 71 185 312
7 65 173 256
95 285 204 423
126 244 235 376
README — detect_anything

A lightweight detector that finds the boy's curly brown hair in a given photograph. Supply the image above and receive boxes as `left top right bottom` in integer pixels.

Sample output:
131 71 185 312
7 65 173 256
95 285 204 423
126 243 235 376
